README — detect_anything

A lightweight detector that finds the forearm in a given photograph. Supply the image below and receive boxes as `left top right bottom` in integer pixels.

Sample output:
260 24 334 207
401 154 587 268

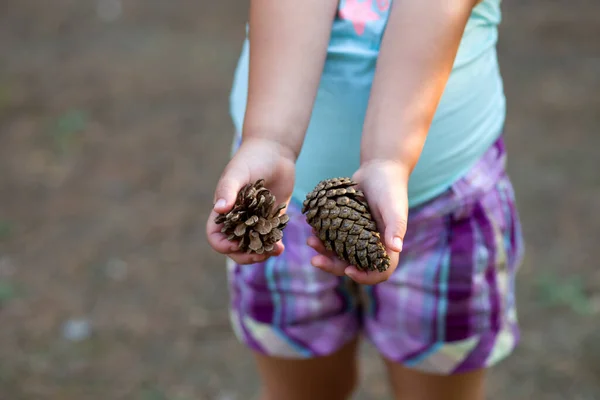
361 0 478 174
242 0 339 160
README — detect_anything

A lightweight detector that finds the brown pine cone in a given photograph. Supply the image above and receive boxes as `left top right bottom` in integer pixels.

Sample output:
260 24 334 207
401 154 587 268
214 179 290 254
301 177 390 273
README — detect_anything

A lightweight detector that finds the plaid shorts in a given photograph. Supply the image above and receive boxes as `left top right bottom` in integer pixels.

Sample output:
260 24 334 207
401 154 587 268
226 137 524 375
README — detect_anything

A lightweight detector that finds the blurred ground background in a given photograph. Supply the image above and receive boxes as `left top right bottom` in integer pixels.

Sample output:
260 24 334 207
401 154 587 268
0 0 599 399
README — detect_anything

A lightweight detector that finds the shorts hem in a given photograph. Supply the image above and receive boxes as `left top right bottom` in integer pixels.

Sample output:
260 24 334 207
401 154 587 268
372 322 520 376
229 309 360 360
229 305 520 376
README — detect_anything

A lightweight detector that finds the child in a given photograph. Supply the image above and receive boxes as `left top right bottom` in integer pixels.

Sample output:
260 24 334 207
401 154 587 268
207 0 524 399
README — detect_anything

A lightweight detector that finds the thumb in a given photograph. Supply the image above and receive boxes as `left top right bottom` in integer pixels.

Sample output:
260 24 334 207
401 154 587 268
213 163 248 213
380 192 408 254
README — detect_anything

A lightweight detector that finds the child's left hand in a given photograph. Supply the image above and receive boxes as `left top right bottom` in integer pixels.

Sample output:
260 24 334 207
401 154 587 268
307 160 409 285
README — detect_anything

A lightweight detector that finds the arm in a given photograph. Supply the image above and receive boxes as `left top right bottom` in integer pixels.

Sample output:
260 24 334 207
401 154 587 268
208 1 339 264
242 0 339 160
360 0 478 174
311 0 480 283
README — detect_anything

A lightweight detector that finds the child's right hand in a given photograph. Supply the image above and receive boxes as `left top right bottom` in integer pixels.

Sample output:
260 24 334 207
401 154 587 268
206 138 296 265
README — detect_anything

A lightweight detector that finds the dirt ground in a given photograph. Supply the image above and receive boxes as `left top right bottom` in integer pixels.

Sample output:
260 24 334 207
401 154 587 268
0 0 599 399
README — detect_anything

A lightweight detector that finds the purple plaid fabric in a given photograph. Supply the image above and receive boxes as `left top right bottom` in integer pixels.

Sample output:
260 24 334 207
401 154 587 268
226 137 524 374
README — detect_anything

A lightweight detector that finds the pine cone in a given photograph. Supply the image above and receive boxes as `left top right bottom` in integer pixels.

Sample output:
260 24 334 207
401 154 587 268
301 177 390 273
214 179 290 254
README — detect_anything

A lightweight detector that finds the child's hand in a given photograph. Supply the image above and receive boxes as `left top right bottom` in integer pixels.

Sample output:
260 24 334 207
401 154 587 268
307 160 409 285
206 138 296 265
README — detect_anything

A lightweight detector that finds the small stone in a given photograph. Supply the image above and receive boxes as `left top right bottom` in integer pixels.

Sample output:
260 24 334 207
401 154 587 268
105 258 128 281
215 392 237 400
62 318 92 342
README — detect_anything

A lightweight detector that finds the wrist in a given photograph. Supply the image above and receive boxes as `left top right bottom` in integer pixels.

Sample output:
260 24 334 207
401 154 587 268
360 125 428 176
239 135 299 163
357 158 412 185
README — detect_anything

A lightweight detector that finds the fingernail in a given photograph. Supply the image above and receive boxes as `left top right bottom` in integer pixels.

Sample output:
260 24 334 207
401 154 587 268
214 199 227 210
393 236 403 252
345 269 357 279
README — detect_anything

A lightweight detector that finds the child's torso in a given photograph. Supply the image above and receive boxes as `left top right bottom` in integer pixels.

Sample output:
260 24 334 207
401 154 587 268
230 0 505 208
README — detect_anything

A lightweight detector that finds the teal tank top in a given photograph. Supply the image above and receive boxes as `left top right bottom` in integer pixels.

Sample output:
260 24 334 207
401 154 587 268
230 0 505 208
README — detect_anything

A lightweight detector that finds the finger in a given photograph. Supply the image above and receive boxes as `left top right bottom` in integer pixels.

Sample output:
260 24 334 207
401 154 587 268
306 235 329 255
225 242 285 265
228 253 269 265
310 254 347 276
344 265 394 285
206 211 240 254
353 165 408 253
268 242 285 257
344 245 400 284
213 163 249 213
306 225 401 281
307 236 349 275
386 246 400 271
380 195 408 254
